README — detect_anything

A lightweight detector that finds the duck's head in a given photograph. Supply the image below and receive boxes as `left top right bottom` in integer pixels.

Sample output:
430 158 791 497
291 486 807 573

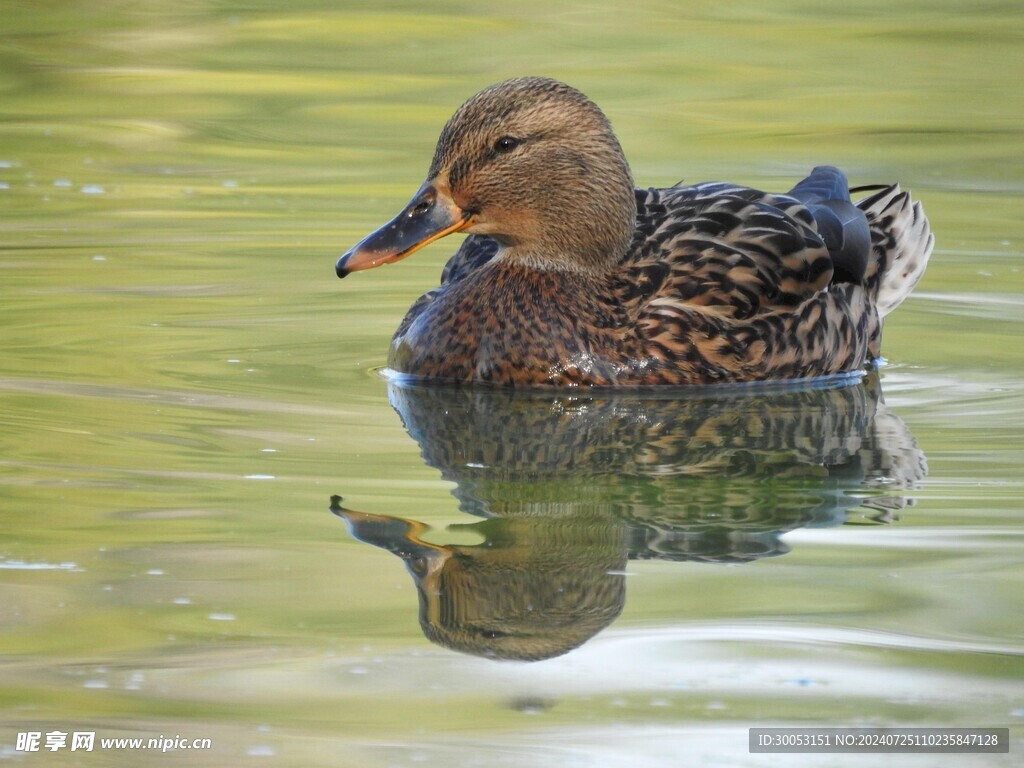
337 77 636 278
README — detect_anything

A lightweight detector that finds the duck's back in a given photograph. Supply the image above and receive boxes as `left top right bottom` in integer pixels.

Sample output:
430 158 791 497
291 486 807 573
624 180 836 322
625 167 930 323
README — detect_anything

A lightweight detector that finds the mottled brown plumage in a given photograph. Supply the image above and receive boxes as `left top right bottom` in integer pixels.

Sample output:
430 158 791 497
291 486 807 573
336 77 934 386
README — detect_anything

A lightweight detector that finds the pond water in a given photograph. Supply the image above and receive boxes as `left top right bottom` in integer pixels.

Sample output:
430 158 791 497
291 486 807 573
1 1 1022 766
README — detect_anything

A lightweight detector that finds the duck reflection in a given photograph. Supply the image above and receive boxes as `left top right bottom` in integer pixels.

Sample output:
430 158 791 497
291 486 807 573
331 373 925 661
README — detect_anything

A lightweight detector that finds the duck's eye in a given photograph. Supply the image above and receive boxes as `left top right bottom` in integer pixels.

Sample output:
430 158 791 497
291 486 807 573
493 136 521 153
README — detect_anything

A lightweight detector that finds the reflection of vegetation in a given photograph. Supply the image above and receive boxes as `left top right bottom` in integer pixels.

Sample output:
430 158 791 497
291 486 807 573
332 374 926 660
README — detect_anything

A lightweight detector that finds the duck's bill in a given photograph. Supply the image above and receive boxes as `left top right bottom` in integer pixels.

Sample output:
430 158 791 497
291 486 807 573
336 182 473 278
329 498 448 584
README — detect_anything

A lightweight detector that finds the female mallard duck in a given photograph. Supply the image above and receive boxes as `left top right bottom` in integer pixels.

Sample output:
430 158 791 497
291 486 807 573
336 77 933 386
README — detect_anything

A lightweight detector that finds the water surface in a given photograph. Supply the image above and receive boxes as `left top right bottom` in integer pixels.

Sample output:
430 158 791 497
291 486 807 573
1 1 1022 766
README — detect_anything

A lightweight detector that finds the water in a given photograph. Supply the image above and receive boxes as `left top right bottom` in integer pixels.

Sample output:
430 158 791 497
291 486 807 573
1 1 1022 765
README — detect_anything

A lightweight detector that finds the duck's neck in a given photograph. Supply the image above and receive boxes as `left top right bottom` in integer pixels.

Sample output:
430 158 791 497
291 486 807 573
494 191 636 276
496 245 614 277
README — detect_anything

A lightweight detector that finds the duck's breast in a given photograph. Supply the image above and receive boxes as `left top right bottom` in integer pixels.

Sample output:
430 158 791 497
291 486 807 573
389 263 625 385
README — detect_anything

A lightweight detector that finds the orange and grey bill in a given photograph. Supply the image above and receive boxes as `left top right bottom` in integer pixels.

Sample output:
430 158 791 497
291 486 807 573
336 181 473 277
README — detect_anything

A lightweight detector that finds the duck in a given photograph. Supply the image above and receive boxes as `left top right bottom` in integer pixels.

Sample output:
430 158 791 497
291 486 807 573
336 77 933 387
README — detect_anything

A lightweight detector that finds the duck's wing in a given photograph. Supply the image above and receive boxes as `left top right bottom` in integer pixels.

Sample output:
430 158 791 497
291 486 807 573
439 234 500 284
618 181 835 321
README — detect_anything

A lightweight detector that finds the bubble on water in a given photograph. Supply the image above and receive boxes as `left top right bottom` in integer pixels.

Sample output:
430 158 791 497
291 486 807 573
508 696 554 715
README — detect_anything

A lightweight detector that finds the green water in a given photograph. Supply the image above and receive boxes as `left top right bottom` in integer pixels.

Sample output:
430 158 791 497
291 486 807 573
1 1 1022 765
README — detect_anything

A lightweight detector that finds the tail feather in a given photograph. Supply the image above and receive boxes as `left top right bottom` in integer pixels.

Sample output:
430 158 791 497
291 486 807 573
856 184 934 318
